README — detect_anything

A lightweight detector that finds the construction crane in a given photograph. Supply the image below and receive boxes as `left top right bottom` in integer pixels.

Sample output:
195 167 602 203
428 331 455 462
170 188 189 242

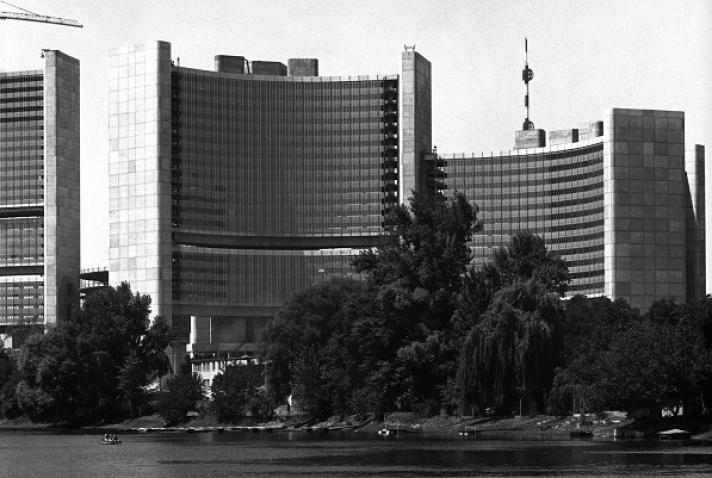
0 1 82 28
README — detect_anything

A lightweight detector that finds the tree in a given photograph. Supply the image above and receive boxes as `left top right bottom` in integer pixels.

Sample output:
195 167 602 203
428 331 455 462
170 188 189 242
353 191 480 415
458 279 564 414
550 297 712 416
601 317 709 415
263 192 481 417
155 361 204 426
456 233 569 415
549 296 638 415
211 363 270 422
263 278 377 418
493 233 570 296
0 349 20 418
354 191 478 331
15 283 173 424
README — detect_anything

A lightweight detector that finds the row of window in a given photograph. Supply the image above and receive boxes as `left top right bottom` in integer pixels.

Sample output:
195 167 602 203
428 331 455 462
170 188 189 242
0 75 42 85
0 123 43 132
0 96 42 104
0 86 43 94
0 106 43 114
172 251 357 304
0 115 43 123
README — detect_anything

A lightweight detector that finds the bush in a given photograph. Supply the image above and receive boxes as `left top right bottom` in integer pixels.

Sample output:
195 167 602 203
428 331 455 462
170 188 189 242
211 364 269 423
155 366 205 426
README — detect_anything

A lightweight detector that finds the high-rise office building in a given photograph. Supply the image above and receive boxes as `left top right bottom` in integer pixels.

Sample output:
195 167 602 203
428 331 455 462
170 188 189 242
109 41 705 368
0 50 80 345
108 42 428 362
423 110 705 310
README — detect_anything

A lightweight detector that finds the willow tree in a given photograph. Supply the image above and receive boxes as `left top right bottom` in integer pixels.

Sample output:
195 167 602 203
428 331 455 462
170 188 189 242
458 280 563 414
456 233 568 415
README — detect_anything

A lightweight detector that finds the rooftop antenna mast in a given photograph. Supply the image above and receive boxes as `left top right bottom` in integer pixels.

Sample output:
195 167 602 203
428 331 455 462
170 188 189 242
0 0 82 28
522 37 534 130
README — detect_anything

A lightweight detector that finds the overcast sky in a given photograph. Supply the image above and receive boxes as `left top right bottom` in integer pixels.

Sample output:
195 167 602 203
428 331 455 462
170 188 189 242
1 0 711 287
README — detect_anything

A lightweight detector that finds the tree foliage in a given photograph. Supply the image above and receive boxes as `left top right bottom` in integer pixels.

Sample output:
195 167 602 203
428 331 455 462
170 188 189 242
211 363 272 422
457 279 565 414
264 192 480 417
261 190 712 419
263 278 381 418
455 232 570 415
0 349 20 418
15 283 173 425
550 297 712 416
155 361 204 426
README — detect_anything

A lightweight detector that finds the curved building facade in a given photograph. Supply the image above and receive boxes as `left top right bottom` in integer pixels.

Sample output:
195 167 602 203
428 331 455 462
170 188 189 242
108 42 430 361
438 139 605 296
169 64 398 309
109 42 705 365
428 109 705 309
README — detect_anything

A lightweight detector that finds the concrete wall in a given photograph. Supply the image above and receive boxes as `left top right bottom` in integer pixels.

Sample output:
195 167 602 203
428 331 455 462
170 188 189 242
251 61 287 76
685 144 706 300
400 49 432 203
603 108 687 310
579 121 604 141
288 58 318 76
215 55 245 74
549 129 579 145
108 42 173 323
514 129 546 149
43 50 80 327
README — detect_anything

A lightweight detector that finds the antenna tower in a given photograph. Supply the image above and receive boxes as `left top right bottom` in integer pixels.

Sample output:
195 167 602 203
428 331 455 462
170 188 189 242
522 37 534 130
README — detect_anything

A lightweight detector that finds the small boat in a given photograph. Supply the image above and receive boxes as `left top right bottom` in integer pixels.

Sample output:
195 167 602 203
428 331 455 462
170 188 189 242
100 439 122 445
658 428 691 440
378 427 398 437
458 427 478 437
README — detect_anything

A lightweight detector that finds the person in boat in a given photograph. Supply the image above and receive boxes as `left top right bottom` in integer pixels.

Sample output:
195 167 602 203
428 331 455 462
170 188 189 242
103 433 110 442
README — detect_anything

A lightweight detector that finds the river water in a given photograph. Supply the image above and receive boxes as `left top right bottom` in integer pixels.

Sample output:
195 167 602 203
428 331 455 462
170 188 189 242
2 430 712 477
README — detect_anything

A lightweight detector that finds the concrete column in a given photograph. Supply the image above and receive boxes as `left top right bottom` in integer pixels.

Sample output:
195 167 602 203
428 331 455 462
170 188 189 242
400 48 432 203
43 50 80 327
685 145 706 300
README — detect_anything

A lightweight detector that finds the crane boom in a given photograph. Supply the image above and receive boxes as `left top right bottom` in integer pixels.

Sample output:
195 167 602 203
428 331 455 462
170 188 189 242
0 10 82 28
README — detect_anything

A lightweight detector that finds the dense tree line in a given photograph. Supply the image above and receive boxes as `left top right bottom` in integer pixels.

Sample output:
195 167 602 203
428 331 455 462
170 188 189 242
262 192 712 419
2 193 712 424
0 283 175 425
551 296 712 416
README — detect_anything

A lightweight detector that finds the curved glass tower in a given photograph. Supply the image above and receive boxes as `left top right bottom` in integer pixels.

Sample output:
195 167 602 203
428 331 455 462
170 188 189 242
108 42 425 362
426 111 705 309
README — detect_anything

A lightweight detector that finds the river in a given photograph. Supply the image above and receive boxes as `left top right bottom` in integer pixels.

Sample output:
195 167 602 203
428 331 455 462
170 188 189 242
1 430 712 477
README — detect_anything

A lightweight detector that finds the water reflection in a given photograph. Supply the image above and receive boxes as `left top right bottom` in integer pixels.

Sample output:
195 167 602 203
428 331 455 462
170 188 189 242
1 430 711 477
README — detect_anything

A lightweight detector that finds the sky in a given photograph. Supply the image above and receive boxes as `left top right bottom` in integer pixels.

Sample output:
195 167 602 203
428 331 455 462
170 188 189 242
1 0 711 285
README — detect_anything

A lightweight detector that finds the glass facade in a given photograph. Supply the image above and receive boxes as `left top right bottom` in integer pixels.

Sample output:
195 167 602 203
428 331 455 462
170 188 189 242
0 72 45 326
0 52 79 334
437 141 605 296
109 42 407 350
170 67 398 315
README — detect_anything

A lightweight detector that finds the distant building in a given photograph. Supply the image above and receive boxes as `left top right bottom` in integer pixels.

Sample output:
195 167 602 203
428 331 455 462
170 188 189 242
422 109 705 309
107 42 431 365
0 51 80 346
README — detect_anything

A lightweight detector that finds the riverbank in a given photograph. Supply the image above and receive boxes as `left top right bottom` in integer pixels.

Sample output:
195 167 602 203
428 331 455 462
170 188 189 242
3 412 712 441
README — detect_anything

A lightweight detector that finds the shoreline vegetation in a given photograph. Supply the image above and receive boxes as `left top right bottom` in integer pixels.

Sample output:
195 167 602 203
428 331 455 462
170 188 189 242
2 412 712 442
3 194 712 436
